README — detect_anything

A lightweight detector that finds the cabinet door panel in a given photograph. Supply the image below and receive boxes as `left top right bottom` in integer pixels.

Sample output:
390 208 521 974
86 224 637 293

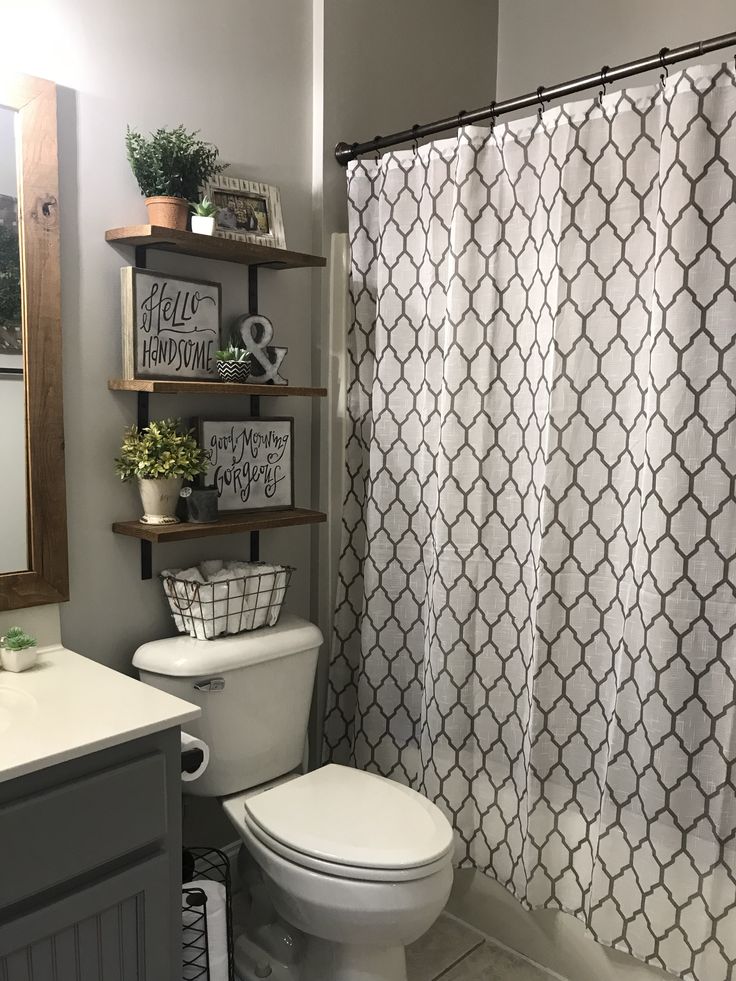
0 856 170 981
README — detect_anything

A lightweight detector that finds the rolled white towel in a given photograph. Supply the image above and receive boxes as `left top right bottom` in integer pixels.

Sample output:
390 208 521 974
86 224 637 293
160 568 185 632
268 566 288 626
164 567 205 636
209 569 245 635
239 566 260 630
250 563 278 629
199 558 224 579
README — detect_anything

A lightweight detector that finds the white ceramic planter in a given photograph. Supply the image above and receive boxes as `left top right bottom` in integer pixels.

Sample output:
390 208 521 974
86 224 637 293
138 477 183 525
1 646 38 672
191 215 215 235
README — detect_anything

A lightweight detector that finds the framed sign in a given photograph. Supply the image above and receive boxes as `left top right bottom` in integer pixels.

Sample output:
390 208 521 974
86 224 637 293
201 176 286 249
121 267 221 380
198 417 294 512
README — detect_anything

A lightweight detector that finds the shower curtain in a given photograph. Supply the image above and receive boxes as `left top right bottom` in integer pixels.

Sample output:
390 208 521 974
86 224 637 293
325 61 736 981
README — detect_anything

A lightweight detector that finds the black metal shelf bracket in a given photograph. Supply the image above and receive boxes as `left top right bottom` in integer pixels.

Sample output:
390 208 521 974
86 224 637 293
134 245 153 580
248 265 260 563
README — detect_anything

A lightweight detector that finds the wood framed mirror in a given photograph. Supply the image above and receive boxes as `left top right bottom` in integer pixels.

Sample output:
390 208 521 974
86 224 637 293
0 74 67 610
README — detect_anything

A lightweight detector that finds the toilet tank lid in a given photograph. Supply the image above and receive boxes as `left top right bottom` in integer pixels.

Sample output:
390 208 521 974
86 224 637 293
132 615 323 676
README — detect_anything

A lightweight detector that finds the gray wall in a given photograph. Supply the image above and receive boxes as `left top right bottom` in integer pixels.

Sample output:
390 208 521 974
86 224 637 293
497 0 735 98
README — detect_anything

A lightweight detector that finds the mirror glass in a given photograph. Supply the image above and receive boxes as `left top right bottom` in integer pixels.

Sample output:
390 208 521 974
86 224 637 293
0 105 28 574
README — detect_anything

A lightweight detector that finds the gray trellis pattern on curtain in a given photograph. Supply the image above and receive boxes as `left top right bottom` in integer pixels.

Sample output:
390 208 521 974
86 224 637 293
324 62 736 981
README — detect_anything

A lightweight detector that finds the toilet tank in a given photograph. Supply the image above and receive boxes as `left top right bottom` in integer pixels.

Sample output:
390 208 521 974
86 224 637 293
133 615 323 797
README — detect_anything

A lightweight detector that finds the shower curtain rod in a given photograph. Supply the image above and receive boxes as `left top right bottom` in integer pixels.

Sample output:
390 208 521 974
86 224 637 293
334 29 736 165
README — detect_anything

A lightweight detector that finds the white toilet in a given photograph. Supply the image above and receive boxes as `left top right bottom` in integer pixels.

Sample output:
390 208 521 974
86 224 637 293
133 615 454 981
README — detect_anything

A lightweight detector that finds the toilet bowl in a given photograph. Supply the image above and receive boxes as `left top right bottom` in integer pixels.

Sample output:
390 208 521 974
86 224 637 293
223 764 454 981
133 616 455 981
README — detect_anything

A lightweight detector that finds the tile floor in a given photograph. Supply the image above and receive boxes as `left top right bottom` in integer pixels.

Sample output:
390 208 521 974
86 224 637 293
232 891 563 981
407 913 563 981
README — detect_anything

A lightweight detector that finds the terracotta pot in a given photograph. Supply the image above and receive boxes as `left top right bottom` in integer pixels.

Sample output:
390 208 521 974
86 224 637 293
138 477 183 525
145 195 189 230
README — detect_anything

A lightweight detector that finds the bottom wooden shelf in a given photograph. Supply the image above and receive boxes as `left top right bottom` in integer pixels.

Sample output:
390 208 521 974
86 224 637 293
112 507 326 544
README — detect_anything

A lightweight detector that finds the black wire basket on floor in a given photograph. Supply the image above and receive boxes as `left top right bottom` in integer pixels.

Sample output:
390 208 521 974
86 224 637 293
182 847 234 981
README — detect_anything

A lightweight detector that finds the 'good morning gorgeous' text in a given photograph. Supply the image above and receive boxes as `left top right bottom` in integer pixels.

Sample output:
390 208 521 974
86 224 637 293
207 424 291 504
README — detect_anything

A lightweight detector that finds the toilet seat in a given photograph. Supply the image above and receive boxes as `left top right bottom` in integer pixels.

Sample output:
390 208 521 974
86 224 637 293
231 763 454 883
240 808 452 882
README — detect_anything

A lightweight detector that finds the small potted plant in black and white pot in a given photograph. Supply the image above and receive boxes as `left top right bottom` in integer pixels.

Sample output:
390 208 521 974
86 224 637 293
1 627 38 672
216 344 251 383
191 196 217 235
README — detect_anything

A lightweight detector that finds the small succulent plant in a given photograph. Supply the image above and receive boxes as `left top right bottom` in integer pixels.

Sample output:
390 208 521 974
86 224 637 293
215 344 250 363
2 627 37 651
114 418 207 482
191 196 217 217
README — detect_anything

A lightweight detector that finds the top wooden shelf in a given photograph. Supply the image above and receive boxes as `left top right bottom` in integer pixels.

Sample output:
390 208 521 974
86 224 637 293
109 378 327 397
105 225 327 269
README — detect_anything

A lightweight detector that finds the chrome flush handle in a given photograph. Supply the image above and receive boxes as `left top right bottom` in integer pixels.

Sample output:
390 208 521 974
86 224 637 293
193 677 225 692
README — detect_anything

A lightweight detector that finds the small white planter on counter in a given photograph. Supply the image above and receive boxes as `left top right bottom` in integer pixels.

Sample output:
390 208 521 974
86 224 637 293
191 214 215 235
1 646 38 673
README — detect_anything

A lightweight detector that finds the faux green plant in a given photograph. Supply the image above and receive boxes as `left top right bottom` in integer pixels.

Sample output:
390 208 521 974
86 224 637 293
191 196 217 217
125 126 226 200
2 627 36 651
215 344 250 363
114 419 207 482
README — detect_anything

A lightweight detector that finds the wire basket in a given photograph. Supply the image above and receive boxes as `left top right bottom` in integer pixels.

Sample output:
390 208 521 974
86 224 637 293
162 563 294 640
182 847 234 981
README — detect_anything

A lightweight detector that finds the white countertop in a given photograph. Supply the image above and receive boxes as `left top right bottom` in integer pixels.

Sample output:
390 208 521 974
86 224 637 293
0 645 201 783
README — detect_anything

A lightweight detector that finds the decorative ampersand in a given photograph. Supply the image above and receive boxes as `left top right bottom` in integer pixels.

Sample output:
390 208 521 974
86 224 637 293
236 314 288 385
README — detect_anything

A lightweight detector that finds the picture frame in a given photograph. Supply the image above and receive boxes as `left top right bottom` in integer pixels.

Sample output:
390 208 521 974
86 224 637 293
120 267 222 380
197 416 294 512
201 176 286 249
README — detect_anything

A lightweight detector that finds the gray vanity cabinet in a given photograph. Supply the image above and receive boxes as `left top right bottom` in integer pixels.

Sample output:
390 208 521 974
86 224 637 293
0 728 182 981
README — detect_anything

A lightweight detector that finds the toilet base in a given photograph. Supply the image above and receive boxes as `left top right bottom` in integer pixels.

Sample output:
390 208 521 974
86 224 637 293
302 937 406 981
234 929 407 981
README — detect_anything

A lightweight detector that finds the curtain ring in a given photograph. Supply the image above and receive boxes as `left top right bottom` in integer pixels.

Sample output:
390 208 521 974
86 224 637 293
537 85 546 120
598 65 610 107
373 136 381 163
488 100 497 133
411 123 420 156
659 47 670 87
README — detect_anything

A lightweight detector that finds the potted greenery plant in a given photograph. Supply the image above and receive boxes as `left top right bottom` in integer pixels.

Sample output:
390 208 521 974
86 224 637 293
1 627 38 672
125 125 225 230
115 418 207 525
191 196 217 236
215 344 252 384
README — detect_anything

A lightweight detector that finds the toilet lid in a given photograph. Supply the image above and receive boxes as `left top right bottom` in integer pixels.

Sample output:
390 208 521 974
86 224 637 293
243 764 454 870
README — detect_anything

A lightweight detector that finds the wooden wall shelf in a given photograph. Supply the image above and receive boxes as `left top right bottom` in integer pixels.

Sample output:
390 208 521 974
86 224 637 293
105 225 326 269
113 508 327 544
109 378 327 398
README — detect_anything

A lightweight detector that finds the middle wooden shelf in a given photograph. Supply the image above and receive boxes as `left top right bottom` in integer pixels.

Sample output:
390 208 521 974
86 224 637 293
113 507 327 543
